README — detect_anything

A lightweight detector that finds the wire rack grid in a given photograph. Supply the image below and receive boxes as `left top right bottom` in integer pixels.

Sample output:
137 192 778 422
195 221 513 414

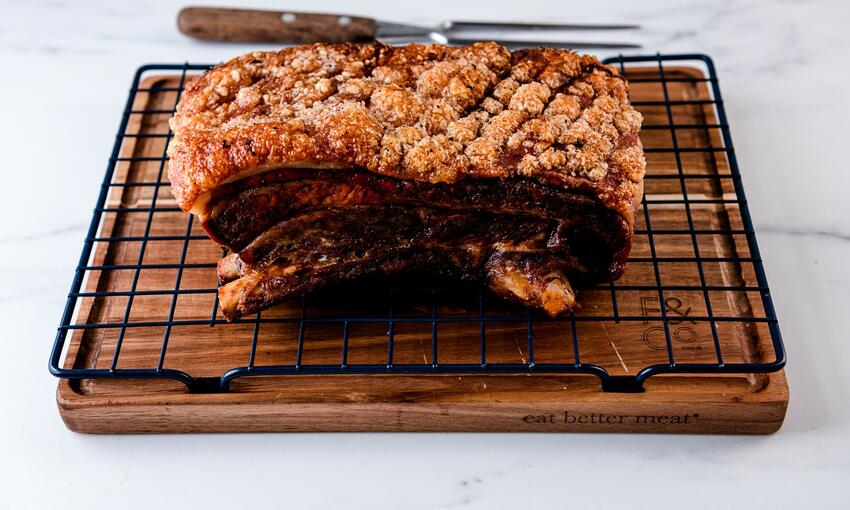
49 53 785 393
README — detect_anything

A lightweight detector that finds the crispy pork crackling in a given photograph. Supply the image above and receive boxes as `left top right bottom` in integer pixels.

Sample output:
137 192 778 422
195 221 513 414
166 42 645 320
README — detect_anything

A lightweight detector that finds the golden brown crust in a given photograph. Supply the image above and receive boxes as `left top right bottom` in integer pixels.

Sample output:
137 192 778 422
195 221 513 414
167 42 644 222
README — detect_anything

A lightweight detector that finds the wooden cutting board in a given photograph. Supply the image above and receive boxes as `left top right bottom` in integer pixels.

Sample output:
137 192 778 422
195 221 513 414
56 64 788 434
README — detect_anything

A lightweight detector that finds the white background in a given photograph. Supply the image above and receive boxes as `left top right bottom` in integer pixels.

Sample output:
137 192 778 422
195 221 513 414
1 0 849 508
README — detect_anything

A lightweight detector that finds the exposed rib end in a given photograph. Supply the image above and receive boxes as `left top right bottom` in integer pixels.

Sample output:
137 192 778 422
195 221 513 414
217 252 242 284
485 254 577 317
218 276 249 321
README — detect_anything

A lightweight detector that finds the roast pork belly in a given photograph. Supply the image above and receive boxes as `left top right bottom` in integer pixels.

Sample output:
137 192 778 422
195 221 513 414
166 42 645 320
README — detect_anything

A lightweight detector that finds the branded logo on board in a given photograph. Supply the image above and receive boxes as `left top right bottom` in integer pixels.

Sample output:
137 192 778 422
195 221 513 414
640 296 699 350
522 412 701 425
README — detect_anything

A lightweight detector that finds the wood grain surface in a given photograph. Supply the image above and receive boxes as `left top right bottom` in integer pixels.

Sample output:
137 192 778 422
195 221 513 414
56 65 788 434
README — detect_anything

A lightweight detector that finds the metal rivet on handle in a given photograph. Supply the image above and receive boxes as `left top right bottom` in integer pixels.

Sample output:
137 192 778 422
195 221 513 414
338 16 352 25
281 13 296 23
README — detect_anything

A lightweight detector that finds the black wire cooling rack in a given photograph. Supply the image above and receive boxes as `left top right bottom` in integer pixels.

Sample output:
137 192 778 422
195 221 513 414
50 53 785 393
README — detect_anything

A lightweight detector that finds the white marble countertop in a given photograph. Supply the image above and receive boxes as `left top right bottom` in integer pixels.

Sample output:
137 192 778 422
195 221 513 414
2 0 849 508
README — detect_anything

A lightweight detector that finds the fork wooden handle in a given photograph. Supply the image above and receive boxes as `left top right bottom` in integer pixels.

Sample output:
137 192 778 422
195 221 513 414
177 7 376 43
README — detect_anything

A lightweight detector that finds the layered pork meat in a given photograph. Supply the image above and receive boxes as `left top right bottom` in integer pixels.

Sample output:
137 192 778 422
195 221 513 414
206 168 631 319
